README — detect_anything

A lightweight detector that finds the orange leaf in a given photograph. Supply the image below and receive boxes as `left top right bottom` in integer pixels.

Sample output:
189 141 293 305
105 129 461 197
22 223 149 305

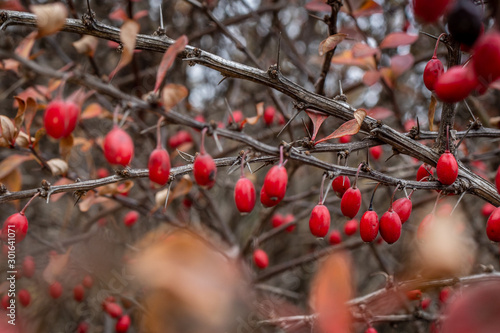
0 169 22 202
428 95 437 132
380 32 418 49
362 70 381 86
59 134 74 161
161 84 188 111
240 102 264 127
391 53 414 77
380 67 394 88
331 50 376 70
306 109 329 141
318 33 347 56
81 103 104 119
154 35 188 93
42 248 72 284
310 251 353 333
315 108 366 145
72 35 99 57
109 20 140 80
352 0 383 17
351 42 380 59
30 3 68 37
0 155 33 179
154 175 193 210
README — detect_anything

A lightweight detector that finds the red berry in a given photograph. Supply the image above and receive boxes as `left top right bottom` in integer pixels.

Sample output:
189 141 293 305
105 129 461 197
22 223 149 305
407 289 423 300
412 0 453 23
168 130 192 149
271 213 295 232
486 207 500 242
360 210 379 242
282 214 296 232
379 210 402 244
339 135 351 143
194 114 205 123
105 302 123 318
2 295 10 310
103 126 134 166
193 152 217 188
2 213 28 242
263 106 275 125
365 328 377 333
421 297 432 310
18 289 30 307
253 249 269 269
262 165 288 203
228 110 244 124
44 100 80 139
148 148 171 185
73 284 85 302
234 177 256 214
369 146 382 161
49 281 63 299
329 230 342 245
481 203 495 217
417 163 433 181
340 187 362 218
424 57 444 91
439 287 451 303
123 211 139 227
22 256 35 278
260 187 275 208
436 151 458 185
77 322 89 333
332 176 351 198
344 219 358 236
97 168 110 178
417 213 435 240
116 315 131 333
309 204 331 237
496 166 500 195
434 65 478 103
473 32 500 84
82 275 93 289
392 197 412 223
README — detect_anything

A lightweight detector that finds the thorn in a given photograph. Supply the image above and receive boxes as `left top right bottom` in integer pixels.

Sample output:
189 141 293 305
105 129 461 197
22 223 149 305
450 192 466 216
159 4 164 30
163 181 173 211
277 110 302 138
118 109 130 128
217 76 228 85
277 32 282 72
301 118 311 139
224 98 235 124
339 80 343 95
213 132 223 152
177 149 195 162
463 100 475 120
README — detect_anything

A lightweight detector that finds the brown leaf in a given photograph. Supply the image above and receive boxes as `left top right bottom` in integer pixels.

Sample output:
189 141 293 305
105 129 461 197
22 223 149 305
362 70 381 86
72 137 94 152
240 102 264 126
108 20 140 79
32 128 46 148
81 103 105 119
315 108 366 144
391 53 414 77
15 131 33 148
42 248 72 284
59 134 74 161
78 192 112 212
310 251 353 333
380 32 419 49
1 31 36 74
428 95 437 132
30 3 68 37
161 84 188 111
351 42 380 59
0 169 22 195
306 109 329 141
380 67 395 88
72 35 99 57
0 116 16 146
0 155 33 179
47 158 68 176
318 33 347 56
154 175 193 210
154 35 189 93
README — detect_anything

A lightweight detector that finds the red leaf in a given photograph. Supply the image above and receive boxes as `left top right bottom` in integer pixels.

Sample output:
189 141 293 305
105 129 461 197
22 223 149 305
306 109 329 141
368 107 393 120
109 7 128 21
315 108 367 145
352 42 380 59
305 0 330 12
391 53 414 77
108 20 140 80
380 32 419 49
133 10 149 21
362 70 381 86
154 35 189 93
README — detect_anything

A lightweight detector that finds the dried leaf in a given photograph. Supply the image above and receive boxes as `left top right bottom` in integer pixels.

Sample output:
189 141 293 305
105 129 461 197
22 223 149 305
331 50 376 70
49 177 74 202
380 32 419 49
78 192 111 212
0 155 33 179
306 109 329 141
391 53 414 77
240 102 264 126
154 35 189 93
310 251 353 333
428 95 437 132
47 158 68 176
72 137 94 152
318 33 347 56
351 42 380 59
380 67 395 89
72 35 99 57
0 31 36 74
154 175 193 209
59 134 74 161
109 20 140 79
81 103 104 119
30 3 68 37
15 131 33 148
161 84 188 111
315 108 367 145
12 85 47 105
304 0 330 12
42 248 72 284
32 128 46 148
362 70 381 86
0 116 16 146
23 97 37 142
0 169 22 194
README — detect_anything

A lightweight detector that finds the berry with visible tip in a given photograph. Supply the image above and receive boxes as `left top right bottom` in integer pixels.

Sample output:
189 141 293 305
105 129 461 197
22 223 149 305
393 197 413 223
412 0 453 23
253 249 269 269
309 204 331 237
263 106 275 125
103 126 134 166
168 130 192 149
73 284 84 302
105 302 123 318
193 153 217 188
332 176 351 198
22 256 35 278
424 57 444 91
407 289 423 300
360 211 379 242
439 287 452 303
481 203 495 217
18 289 30 307
380 190 403 245
436 126 458 185
262 165 288 204
2 213 28 243
341 187 362 218
148 148 171 186
116 315 131 333
123 211 139 227
435 65 478 103
447 0 482 47
369 146 382 161
486 207 500 242
473 31 500 84
344 219 358 236
260 187 275 208
234 177 256 214
49 281 63 299
329 230 342 245
44 100 80 139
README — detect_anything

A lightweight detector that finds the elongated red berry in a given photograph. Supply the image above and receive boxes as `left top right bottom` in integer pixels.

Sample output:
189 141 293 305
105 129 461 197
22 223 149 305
496 166 500 195
332 176 350 198
436 152 458 185
393 197 412 223
341 187 362 218
73 284 85 302
486 207 500 242
434 65 478 103
473 32 500 84
360 210 379 242
148 148 171 185
2 213 28 242
22 256 35 278
407 289 422 300
344 219 358 236
168 130 192 149
417 213 435 240
253 249 269 269
262 165 288 202
260 187 275 207
417 164 433 181
329 230 342 245
103 126 134 166
369 146 382 161
263 106 275 125
424 58 444 91
412 0 453 23
380 210 402 244
44 100 80 139
116 315 131 333
105 302 123 318
193 153 217 188
421 297 432 310
18 289 31 307
49 281 63 299
82 275 93 289
234 177 256 214
309 204 331 237
123 211 139 227
271 213 295 232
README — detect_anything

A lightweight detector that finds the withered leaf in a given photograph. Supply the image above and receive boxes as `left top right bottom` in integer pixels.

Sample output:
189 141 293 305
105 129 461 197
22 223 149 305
315 108 366 145
318 33 347 56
